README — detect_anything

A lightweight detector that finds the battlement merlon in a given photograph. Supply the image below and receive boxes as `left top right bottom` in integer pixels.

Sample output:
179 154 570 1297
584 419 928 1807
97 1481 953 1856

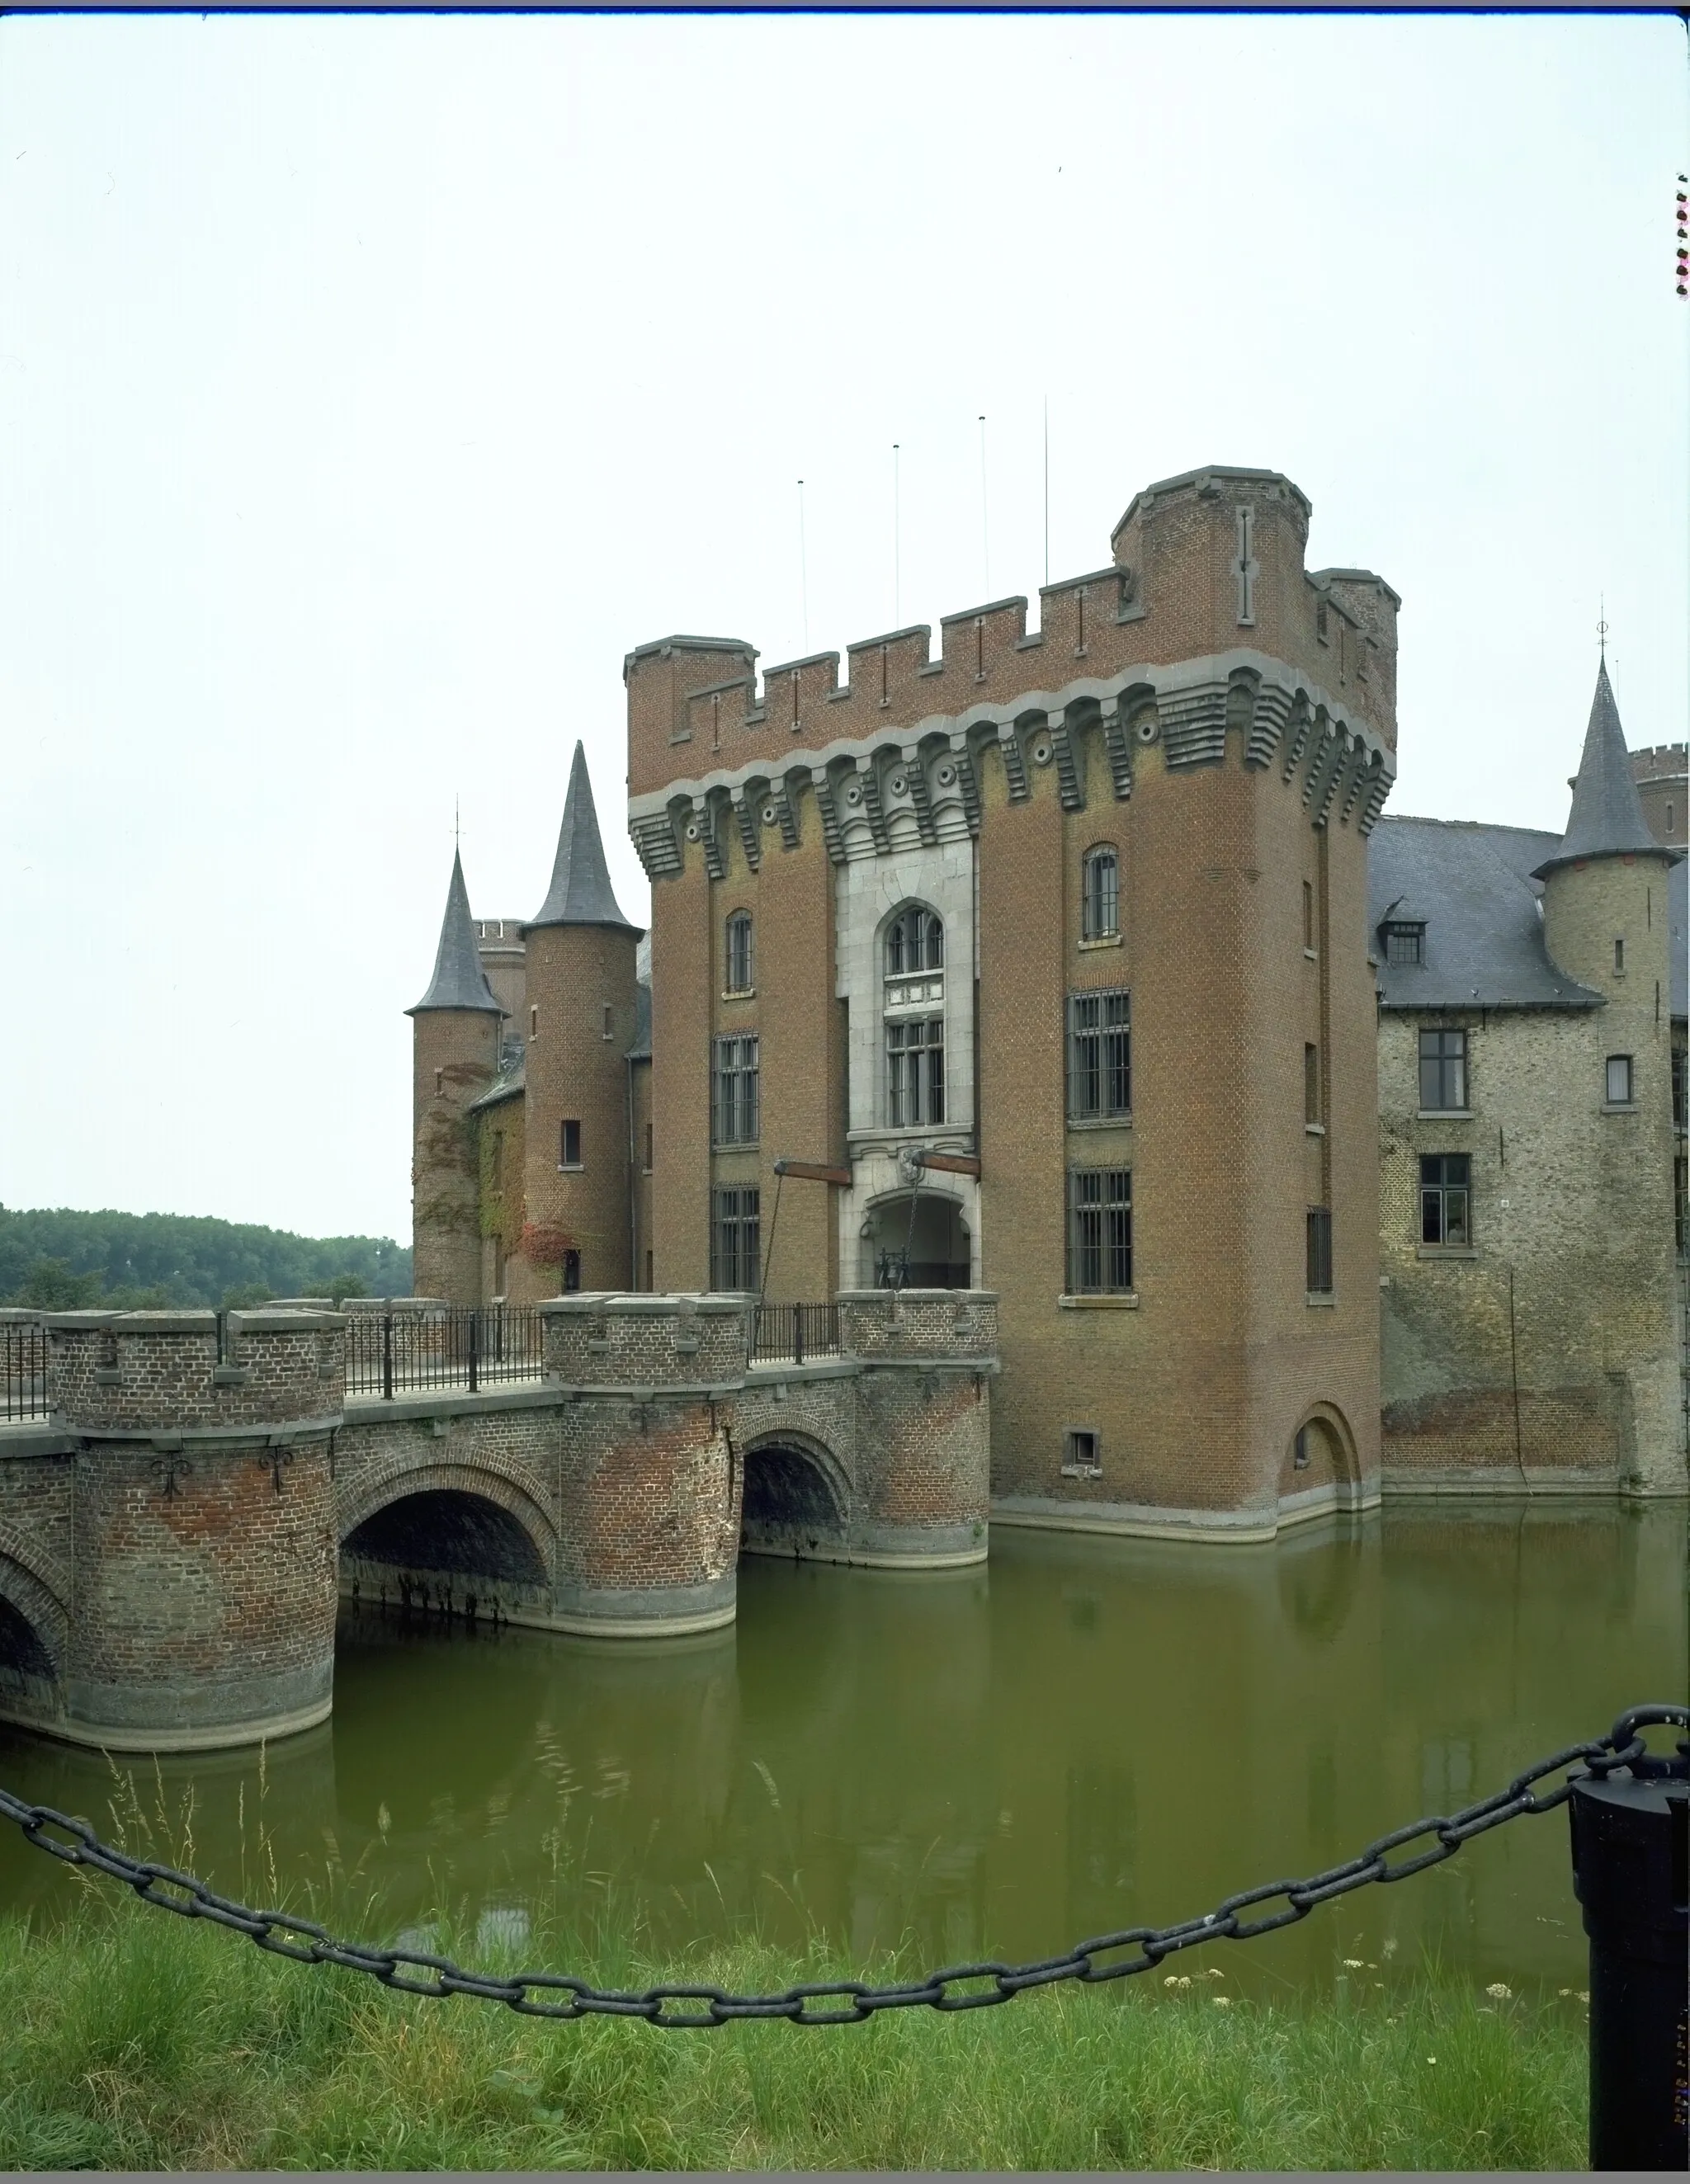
625 636 759 798
625 465 1399 798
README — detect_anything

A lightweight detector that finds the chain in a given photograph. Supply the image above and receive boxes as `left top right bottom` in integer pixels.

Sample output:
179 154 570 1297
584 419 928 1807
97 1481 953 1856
0 1704 1683 2030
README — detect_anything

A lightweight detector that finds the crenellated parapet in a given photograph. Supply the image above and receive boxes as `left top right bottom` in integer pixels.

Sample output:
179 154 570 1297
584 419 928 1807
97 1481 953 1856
626 469 1397 884
47 1310 344 1433
539 1293 748 1391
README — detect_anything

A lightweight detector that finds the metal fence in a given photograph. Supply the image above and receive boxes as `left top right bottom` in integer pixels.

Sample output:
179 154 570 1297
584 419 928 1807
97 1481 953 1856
343 1305 545 1399
749 1302 842 1366
1 1319 49 1424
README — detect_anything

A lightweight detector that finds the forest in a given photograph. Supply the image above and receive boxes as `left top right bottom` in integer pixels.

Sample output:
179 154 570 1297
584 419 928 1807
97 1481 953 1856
0 1207 411 1311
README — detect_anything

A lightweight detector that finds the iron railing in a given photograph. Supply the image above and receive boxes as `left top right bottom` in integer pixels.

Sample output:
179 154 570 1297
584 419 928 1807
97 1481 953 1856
1 1318 50 1424
749 1302 842 1366
343 1305 545 1400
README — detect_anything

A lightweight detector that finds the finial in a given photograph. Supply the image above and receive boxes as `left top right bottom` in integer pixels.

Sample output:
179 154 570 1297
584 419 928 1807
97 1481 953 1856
454 793 460 848
1597 597 1607 662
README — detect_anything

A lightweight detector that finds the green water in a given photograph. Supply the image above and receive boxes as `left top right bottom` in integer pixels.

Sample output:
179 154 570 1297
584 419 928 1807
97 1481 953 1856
1 1502 1683 2000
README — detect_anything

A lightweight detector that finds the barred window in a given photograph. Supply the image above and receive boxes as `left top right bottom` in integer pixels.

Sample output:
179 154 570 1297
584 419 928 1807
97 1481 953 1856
1419 1028 1467 1111
725 910 753 995
1067 1167 1132 1293
888 1017 945 1126
886 903 944 975
711 1035 759 1146
1305 1205 1334 1293
1081 847 1119 941
711 1186 760 1292
1068 991 1131 1119
1419 1154 1470 1248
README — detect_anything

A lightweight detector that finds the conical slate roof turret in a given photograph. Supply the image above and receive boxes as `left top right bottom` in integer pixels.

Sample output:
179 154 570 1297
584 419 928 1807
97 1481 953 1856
526 740 638 932
1534 660 1679 879
408 848 503 1015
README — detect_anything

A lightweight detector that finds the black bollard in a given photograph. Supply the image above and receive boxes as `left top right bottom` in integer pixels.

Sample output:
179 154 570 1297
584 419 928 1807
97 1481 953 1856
1569 1755 1689 2172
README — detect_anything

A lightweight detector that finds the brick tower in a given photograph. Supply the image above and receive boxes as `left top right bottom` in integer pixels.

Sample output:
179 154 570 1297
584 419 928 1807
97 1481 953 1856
1534 660 1685 1490
512 743 641 1302
408 848 503 1303
625 465 1396 1537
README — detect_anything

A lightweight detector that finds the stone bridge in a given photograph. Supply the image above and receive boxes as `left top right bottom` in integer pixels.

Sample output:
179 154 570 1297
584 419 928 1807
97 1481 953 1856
0 1291 997 1752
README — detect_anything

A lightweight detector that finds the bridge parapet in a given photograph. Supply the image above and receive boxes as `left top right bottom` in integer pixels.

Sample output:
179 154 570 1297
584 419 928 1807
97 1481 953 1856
46 1310 345 1432
540 1294 748 1389
838 1289 998 1362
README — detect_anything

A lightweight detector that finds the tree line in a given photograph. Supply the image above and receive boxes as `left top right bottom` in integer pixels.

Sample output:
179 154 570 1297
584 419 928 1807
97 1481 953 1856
0 1206 412 1312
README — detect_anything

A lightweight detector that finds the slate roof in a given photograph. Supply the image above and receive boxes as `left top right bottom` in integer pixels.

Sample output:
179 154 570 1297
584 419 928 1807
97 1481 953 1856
528 742 640 933
468 1056 525 1114
627 979 652 1061
1369 817 1605 1011
1534 661 1678 878
408 849 503 1015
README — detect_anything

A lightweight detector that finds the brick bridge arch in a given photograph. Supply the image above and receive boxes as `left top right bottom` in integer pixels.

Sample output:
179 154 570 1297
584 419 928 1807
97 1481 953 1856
736 1425 853 1561
336 1460 558 1613
0 1526 69 1729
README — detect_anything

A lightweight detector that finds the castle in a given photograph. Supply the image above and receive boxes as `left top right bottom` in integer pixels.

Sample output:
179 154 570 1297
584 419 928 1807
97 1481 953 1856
411 464 1688 1535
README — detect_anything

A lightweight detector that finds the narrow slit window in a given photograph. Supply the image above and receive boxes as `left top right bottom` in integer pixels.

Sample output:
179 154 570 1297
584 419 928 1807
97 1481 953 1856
1305 1043 1320 1125
1082 847 1119 941
1305 1205 1334 1292
725 911 754 994
560 1118 582 1167
1605 1054 1634 1106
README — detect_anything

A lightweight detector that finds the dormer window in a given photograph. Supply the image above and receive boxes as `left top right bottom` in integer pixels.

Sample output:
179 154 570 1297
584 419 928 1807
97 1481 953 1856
1383 922 1425 967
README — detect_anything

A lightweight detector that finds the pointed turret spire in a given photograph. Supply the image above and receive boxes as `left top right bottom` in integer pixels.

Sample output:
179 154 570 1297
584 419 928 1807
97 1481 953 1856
1533 660 1677 879
407 848 503 1014
526 741 636 931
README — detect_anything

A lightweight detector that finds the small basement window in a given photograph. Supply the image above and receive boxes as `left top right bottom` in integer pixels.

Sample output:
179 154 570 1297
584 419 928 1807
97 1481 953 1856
1061 1429 1102 1479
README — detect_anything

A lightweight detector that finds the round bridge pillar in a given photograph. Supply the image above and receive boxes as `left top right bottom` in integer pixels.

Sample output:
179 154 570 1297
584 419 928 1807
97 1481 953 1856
48 1310 344 1750
542 1295 746 1634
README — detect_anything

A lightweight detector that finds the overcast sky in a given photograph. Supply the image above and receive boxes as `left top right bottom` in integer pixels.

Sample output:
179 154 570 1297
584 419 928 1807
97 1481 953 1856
2 12 1684 1246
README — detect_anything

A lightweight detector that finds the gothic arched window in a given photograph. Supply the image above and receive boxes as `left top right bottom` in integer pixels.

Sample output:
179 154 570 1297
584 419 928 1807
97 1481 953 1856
883 903 945 1126
1082 846 1119 942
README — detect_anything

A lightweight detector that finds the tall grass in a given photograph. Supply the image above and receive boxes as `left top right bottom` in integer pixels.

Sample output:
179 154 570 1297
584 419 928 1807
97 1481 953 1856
0 1761 1588 2172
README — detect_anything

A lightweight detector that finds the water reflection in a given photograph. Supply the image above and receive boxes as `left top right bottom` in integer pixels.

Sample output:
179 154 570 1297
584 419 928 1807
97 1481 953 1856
0 1501 1681 1998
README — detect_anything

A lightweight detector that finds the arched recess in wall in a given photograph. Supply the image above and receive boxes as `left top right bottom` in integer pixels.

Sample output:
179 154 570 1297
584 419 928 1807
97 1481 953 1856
1282 1403 1360 1498
737 1429 850 1560
338 1464 556 1593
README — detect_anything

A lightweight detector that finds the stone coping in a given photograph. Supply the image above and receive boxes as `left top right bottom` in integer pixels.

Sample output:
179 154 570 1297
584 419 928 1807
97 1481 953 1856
39 1309 343 1333
0 1427 78 1459
539 1292 749 1318
68 1414 343 1449
834 1288 999 1305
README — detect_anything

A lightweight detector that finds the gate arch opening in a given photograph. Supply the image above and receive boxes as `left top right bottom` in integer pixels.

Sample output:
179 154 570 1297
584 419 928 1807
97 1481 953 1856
0 1589 61 1726
739 1437 849 1564
860 1191 971 1289
1281 1404 1361 1502
342 1488 550 1623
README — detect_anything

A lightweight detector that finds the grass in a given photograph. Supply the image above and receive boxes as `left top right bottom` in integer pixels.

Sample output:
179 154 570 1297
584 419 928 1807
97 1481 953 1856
0 1890 1589 2171
0 1758 1589 2171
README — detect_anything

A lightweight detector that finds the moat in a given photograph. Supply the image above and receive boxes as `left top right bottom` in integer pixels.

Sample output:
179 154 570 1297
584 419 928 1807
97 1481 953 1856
0 1501 1682 2000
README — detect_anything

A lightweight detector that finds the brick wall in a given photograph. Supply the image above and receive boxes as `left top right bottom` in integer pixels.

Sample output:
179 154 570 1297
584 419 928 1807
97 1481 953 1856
48 1313 343 1432
413 1008 501 1304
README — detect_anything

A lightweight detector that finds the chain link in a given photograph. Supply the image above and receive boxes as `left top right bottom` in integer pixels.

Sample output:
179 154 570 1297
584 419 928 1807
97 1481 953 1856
1 1704 1683 2029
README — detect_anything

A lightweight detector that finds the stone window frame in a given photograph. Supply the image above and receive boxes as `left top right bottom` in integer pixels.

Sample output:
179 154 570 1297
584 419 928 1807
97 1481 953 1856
724 908 754 998
1066 1166 1132 1294
1060 1427 1102 1480
711 1035 760 1148
882 899 946 1129
1067 989 1131 1122
1080 843 1120 945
